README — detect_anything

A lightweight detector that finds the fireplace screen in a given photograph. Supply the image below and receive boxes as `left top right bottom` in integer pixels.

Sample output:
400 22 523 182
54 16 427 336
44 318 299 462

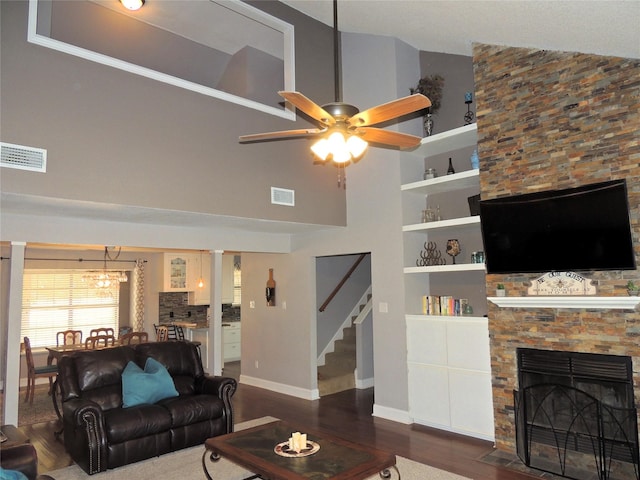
514 348 639 480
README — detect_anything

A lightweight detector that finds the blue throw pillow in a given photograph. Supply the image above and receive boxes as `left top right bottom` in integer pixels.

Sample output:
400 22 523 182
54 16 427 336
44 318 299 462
0 468 28 480
122 357 179 408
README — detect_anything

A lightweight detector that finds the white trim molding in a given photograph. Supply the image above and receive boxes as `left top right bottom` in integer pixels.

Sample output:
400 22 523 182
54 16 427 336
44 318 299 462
488 296 640 310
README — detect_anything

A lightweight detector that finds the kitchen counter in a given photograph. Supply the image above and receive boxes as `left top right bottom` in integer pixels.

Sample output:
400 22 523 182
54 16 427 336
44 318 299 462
171 322 210 371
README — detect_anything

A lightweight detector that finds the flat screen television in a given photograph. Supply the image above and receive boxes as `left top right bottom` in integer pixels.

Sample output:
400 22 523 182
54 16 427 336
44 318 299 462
479 179 636 274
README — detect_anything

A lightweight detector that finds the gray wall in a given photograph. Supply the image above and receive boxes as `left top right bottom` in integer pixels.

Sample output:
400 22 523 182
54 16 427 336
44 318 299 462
1 0 345 227
418 51 476 134
239 33 424 416
1 0 476 423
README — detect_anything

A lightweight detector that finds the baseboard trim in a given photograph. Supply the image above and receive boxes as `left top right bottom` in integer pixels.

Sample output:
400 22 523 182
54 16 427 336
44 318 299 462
355 376 374 389
239 374 317 400
372 403 411 424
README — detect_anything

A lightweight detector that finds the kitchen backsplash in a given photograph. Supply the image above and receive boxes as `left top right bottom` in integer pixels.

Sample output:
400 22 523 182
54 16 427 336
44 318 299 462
158 292 208 325
222 303 240 320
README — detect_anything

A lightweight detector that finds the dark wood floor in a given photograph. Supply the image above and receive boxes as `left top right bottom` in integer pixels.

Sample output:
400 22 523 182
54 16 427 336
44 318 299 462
17 366 542 479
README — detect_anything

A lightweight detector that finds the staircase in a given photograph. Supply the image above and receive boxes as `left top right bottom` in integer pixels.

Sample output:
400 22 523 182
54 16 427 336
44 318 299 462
317 322 356 396
317 292 371 396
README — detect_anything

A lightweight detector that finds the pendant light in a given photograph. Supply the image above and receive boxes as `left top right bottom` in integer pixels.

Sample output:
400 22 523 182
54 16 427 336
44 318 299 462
197 250 205 289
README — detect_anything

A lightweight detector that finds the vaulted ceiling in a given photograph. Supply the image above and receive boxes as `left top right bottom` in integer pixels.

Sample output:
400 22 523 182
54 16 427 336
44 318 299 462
281 0 640 60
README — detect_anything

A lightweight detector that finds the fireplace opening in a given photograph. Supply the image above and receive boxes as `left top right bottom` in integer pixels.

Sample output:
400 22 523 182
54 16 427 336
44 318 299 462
514 348 639 480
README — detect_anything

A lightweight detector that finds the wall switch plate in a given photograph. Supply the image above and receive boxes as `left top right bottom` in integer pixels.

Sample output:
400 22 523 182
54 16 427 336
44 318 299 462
282 301 287 310
250 300 255 309
379 302 388 313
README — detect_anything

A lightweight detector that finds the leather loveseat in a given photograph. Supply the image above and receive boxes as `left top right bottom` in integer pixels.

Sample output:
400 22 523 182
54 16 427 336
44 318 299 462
57 341 236 475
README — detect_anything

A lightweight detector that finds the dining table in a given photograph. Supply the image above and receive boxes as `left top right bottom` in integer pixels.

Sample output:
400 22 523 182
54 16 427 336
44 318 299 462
45 343 88 367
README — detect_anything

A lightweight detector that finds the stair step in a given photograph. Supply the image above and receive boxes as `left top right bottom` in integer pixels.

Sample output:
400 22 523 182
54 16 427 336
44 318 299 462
318 372 355 396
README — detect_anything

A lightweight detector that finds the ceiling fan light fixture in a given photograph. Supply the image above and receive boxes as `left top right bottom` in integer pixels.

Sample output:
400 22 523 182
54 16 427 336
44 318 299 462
120 0 144 11
310 138 331 161
346 135 368 159
311 130 368 164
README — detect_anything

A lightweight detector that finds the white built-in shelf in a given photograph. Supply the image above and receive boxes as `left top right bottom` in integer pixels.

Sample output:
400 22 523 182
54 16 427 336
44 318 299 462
403 216 480 232
402 168 479 194
406 314 487 323
488 296 640 310
408 123 478 158
405 263 486 274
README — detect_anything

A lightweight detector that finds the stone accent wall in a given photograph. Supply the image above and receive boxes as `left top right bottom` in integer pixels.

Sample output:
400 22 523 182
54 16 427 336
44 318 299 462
473 44 640 451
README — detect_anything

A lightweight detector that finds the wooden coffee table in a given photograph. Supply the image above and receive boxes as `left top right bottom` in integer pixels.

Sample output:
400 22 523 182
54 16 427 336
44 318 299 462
203 420 399 479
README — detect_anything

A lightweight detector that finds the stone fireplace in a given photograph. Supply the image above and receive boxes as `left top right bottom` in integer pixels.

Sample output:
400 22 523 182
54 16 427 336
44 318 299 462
472 43 640 477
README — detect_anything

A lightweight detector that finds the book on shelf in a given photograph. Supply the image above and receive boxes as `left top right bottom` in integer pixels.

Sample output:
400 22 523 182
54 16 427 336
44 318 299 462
421 295 466 316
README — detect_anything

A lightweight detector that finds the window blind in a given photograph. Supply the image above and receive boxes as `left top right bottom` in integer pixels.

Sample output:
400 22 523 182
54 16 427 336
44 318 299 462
21 270 119 348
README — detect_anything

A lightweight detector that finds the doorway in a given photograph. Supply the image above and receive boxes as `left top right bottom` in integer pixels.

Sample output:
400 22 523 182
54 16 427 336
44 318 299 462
315 253 373 396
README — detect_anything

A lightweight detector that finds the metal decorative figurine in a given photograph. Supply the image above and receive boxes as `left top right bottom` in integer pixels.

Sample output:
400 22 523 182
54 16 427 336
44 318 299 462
464 92 475 125
417 241 446 266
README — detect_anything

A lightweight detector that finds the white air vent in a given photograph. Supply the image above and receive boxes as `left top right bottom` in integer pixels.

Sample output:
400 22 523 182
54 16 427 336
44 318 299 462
1 142 47 172
271 187 295 206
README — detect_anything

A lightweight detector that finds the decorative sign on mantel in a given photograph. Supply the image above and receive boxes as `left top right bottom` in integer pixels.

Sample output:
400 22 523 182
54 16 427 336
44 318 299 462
527 272 597 296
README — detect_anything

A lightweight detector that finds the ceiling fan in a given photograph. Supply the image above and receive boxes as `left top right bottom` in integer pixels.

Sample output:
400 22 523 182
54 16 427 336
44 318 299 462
239 0 431 172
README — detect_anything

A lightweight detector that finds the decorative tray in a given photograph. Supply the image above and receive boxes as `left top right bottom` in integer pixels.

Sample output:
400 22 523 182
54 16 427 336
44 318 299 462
274 441 320 458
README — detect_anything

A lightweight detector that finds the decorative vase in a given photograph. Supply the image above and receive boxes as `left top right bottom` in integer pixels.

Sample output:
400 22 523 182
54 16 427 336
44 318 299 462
496 289 506 297
470 149 479 169
423 114 434 137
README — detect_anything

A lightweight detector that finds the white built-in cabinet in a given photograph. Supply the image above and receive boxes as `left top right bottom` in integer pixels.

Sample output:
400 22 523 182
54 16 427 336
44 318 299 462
163 252 211 305
222 322 241 362
402 124 495 441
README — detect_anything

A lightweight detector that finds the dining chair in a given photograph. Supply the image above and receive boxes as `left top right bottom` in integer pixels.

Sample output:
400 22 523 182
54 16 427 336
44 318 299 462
22 336 58 404
156 326 170 342
85 334 116 349
56 329 83 346
174 326 185 341
89 327 115 338
120 331 149 345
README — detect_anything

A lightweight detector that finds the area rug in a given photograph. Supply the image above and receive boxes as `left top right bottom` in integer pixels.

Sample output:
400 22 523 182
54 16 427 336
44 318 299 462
46 416 470 480
18 386 59 426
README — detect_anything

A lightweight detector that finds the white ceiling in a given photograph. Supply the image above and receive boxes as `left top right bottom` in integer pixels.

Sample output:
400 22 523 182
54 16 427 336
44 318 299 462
281 0 640 60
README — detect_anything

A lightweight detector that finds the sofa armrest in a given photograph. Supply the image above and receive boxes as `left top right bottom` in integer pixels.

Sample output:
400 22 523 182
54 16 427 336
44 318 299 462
197 376 237 432
62 399 108 474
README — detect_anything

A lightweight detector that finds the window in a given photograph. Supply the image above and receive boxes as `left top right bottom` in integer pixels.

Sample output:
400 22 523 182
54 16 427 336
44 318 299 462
21 270 119 348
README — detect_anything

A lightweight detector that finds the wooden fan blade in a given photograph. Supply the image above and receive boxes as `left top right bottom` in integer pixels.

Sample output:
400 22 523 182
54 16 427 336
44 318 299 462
278 91 336 126
357 127 423 149
239 128 326 143
348 94 431 127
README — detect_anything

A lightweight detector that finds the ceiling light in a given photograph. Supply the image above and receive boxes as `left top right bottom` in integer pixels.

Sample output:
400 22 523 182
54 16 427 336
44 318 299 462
83 247 128 294
311 130 368 165
120 0 144 11
197 250 205 289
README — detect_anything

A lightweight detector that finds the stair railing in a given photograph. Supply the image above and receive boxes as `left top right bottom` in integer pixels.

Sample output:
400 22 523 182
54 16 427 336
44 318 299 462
353 295 372 325
319 253 367 312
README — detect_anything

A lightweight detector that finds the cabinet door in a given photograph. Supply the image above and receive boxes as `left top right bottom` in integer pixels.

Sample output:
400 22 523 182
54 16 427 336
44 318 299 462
449 370 495 438
164 254 189 291
408 363 450 427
